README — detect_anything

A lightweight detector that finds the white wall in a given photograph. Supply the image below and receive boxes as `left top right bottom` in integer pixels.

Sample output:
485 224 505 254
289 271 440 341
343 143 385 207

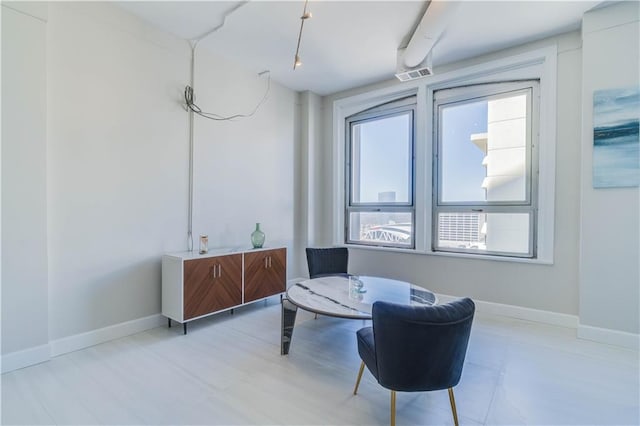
321 32 584 316
46 2 190 340
190 49 299 273
4 0 635 371
319 5 639 343
1 3 49 358
45 2 300 341
2 1 300 368
297 91 325 275
579 2 639 336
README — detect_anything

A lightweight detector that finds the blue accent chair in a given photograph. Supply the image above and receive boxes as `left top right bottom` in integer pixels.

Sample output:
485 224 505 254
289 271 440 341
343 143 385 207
305 247 349 279
354 298 475 426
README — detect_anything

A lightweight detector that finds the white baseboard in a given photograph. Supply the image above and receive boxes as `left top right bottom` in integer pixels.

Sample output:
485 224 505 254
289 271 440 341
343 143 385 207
436 293 579 329
50 314 165 357
578 324 640 351
438 293 639 350
2 315 165 374
4 294 635 374
1 344 51 374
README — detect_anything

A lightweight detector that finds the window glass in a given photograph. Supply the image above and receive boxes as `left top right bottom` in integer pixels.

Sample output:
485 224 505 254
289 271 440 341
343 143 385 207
436 212 531 255
439 91 529 203
434 83 537 258
350 113 412 204
440 100 488 203
346 97 416 249
348 211 413 247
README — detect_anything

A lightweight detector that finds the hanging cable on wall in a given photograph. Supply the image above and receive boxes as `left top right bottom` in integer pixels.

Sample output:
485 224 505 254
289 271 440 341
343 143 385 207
185 1 256 251
184 70 270 121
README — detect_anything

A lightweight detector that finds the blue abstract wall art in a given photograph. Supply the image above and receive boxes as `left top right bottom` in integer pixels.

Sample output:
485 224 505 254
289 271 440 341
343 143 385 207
593 86 639 188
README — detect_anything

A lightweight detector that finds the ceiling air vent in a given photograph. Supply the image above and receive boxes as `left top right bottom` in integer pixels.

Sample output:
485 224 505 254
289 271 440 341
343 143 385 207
395 67 432 82
395 48 433 82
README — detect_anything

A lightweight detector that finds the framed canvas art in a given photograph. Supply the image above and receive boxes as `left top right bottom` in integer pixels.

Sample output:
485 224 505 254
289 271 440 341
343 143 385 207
593 86 639 188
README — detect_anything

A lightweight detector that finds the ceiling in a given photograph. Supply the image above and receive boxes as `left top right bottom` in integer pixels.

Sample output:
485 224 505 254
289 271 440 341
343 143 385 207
117 1 603 96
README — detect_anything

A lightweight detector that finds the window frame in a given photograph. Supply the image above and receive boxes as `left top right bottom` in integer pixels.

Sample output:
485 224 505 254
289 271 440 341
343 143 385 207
432 81 540 258
345 97 417 249
331 46 557 264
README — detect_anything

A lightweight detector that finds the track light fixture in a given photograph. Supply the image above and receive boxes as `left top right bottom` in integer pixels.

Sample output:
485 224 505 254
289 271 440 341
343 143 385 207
293 0 312 70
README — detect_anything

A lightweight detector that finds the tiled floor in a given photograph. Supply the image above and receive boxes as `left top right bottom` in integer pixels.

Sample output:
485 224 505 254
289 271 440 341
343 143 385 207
2 299 639 425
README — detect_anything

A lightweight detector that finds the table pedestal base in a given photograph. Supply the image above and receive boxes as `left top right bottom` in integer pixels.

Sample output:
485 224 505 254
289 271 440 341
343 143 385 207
281 298 298 355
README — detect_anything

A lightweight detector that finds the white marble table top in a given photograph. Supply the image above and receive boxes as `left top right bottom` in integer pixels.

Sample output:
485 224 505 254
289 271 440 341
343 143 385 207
286 275 437 319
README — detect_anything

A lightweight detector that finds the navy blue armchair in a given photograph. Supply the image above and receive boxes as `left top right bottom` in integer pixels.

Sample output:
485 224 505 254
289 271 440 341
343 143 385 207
305 247 349 279
354 298 475 426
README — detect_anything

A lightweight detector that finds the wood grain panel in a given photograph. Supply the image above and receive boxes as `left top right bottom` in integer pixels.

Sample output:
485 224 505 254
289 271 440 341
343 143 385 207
244 248 286 303
184 254 242 320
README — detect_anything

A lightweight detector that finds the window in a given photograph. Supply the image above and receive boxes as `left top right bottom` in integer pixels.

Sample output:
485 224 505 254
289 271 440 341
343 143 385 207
345 96 416 248
433 81 539 257
333 46 556 262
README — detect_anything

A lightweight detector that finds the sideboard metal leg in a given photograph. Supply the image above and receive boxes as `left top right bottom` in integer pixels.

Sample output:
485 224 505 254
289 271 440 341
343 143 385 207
230 309 234 315
281 298 298 355
183 323 187 335
168 318 171 328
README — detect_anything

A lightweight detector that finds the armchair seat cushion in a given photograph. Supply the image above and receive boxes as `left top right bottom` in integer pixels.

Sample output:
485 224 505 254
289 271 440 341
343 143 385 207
356 326 378 378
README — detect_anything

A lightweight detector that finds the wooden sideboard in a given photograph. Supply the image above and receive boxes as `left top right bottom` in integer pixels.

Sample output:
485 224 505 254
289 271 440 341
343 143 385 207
162 247 286 334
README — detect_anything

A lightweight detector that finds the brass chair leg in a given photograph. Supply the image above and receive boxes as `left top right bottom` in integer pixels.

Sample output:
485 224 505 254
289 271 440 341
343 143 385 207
390 390 396 426
353 361 365 395
448 388 459 426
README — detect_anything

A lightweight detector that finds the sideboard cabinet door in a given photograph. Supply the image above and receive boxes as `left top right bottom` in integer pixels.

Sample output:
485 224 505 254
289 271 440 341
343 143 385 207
244 248 286 303
184 253 242 320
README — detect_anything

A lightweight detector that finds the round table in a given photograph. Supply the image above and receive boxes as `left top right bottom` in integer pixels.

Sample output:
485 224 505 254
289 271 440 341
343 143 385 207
281 275 437 354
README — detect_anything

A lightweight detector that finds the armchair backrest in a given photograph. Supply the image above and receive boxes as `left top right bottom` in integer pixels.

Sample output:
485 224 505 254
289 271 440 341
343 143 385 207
372 298 475 392
305 247 349 279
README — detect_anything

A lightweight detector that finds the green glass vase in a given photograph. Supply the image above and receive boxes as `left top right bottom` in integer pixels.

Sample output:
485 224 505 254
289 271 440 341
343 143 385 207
251 223 265 248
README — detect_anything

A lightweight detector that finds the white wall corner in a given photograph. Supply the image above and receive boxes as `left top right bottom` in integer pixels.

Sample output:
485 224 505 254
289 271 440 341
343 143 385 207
578 324 640 351
49 314 165 357
583 1 640 36
1 344 51 374
437 293 578 329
